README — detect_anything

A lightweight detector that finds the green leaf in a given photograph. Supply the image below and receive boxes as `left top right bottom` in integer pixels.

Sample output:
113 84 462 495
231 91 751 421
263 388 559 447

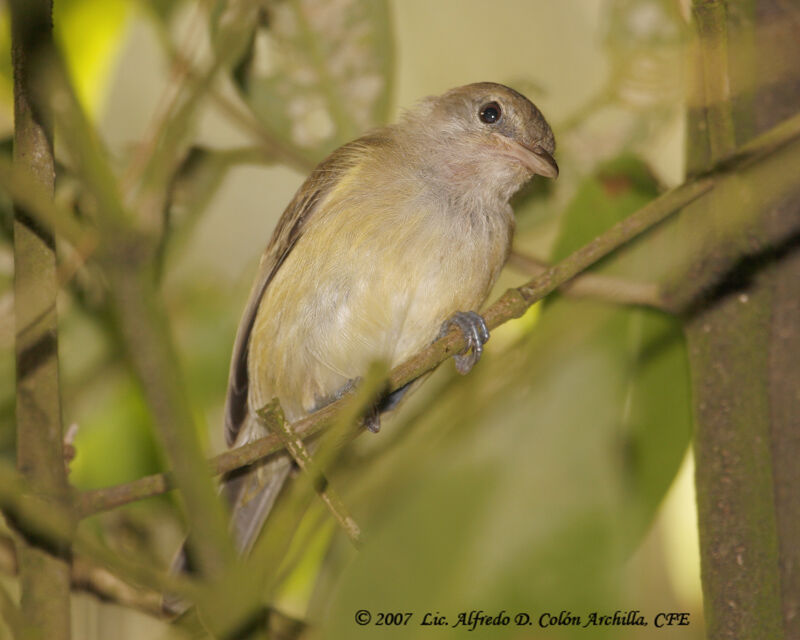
603 0 687 110
0 0 130 116
548 153 692 537
69 373 166 491
139 0 186 25
229 0 394 164
0 0 131 117
54 0 131 114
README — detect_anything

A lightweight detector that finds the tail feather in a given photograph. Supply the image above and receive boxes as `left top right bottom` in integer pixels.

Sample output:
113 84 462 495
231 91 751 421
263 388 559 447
164 415 294 614
225 453 293 555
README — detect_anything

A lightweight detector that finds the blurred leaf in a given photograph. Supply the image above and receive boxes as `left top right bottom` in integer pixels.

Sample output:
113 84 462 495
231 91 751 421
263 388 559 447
603 0 686 110
549 153 691 536
138 0 187 24
170 277 241 414
69 372 166 491
54 0 131 114
1 0 132 117
230 0 394 164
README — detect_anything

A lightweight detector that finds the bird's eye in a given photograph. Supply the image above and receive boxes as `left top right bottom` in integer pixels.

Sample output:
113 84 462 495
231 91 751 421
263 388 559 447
479 101 502 124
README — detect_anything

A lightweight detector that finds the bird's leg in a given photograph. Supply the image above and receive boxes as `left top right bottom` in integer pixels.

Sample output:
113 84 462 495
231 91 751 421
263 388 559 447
327 377 383 433
440 311 490 374
364 406 381 433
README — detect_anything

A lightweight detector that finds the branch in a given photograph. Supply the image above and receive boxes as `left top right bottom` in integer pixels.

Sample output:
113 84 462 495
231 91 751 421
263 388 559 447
105 266 237 578
0 464 199 606
692 0 737 161
0 533 307 634
686 2 800 638
10 1 72 638
0 534 165 619
392 175 712 389
142 7 315 171
121 0 270 231
27 32 241 580
507 251 665 309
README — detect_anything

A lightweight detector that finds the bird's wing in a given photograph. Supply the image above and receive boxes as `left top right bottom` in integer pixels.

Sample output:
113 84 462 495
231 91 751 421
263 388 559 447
223 133 389 446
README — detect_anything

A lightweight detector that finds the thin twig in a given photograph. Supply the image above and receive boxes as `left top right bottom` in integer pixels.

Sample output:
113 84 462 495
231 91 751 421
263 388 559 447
205 81 316 173
0 534 168 619
161 46 316 173
256 401 362 548
0 465 194 598
508 251 665 309
120 0 209 197
693 0 737 160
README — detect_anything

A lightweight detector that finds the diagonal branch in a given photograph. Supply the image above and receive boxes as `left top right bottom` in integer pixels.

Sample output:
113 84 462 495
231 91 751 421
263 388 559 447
508 251 664 308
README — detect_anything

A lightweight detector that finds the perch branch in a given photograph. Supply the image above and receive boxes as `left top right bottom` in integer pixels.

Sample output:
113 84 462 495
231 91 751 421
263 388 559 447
508 251 665 309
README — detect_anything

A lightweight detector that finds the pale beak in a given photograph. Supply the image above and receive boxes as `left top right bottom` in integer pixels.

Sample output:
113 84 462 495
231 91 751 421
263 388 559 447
521 143 559 178
493 133 559 179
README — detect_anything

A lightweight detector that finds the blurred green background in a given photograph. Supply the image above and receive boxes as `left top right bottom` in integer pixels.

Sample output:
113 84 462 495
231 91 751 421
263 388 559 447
0 0 703 638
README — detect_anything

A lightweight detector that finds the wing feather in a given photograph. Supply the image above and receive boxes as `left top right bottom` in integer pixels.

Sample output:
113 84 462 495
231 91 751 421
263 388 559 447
223 132 390 445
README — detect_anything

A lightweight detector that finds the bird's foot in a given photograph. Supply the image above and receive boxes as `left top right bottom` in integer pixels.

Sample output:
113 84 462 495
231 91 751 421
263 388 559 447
439 311 490 375
331 378 382 433
364 406 381 433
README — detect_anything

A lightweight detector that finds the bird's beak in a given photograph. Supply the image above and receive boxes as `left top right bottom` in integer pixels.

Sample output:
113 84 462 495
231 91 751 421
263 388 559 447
521 143 559 179
493 133 559 179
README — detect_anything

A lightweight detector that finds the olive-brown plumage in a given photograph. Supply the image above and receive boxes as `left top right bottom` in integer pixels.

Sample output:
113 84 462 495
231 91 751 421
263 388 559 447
223 82 557 553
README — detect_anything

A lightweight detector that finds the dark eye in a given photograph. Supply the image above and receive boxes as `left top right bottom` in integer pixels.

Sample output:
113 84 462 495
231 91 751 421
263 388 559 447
479 101 502 124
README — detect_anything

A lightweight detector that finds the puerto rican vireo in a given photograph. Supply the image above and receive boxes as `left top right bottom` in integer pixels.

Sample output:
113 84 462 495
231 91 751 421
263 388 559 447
222 81 557 554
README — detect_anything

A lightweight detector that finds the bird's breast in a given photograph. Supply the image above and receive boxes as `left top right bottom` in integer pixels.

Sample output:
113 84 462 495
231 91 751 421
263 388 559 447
247 189 513 420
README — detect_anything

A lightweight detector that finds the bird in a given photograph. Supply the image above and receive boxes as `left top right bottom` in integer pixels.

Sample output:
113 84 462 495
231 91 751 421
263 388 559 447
212 82 557 559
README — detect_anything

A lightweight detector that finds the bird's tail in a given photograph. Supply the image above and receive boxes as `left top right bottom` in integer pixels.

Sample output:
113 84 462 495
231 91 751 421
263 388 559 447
164 414 293 614
222 451 293 555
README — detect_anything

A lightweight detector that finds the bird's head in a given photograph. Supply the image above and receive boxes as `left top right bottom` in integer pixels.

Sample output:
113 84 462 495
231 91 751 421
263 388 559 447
400 82 558 202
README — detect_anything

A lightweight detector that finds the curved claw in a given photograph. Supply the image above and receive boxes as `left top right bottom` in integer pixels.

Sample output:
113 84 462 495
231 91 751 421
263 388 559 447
440 311 490 375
